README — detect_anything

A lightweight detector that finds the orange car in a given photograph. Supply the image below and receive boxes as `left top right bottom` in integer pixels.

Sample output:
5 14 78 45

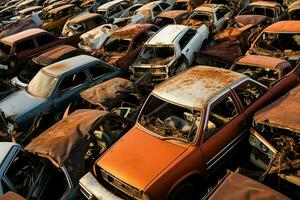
79 66 298 200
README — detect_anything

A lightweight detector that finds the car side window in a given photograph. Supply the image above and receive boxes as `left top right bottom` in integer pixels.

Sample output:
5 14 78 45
204 96 238 141
58 70 87 92
120 1 130 10
15 39 35 52
108 5 122 17
179 29 196 50
153 5 162 16
5 151 34 197
234 81 267 109
88 64 113 79
159 2 170 10
35 34 56 46
215 7 229 20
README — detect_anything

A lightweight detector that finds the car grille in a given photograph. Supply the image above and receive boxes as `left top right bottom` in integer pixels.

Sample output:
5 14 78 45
101 169 142 200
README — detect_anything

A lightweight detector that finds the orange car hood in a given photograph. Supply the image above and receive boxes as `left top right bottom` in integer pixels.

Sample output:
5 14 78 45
97 126 188 190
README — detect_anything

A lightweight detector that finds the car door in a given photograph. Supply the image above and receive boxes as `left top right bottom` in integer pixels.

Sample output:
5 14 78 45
50 69 90 114
200 92 245 173
214 6 231 32
178 28 198 66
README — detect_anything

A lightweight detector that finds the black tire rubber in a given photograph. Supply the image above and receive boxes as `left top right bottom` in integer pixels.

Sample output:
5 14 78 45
170 182 196 200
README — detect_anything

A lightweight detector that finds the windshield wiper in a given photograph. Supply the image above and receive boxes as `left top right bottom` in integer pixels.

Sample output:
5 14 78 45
159 136 189 143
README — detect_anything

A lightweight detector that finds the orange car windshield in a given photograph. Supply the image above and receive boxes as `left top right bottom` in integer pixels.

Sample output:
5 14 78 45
138 95 201 143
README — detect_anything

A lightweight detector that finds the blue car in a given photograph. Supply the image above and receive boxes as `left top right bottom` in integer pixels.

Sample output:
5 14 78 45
0 55 122 142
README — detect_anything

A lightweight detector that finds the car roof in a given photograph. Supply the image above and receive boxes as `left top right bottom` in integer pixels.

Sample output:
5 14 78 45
236 55 291 70
249 1 280 7
194 4 220 12
254 85 300 133
156 10 188 19
137 1 162 11
98 0 125 10
0 28 47 45
42 55 99 77
48 4 74 14
0 142 18 166
264 20 300 33
153 66 246 109
68 13 101 24
111 23 154 39
146 24 187 45
33 45 78 66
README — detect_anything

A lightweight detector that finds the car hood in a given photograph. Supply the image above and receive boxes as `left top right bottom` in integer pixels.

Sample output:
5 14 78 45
97 126 188 190
0 89 45 119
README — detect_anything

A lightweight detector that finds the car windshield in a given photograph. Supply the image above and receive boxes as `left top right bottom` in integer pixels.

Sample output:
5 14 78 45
139 45 175 65
104 38 130 53
27 71 58 98
190 12 211 22
256 32 300 52
138 95 201 143
240 6 275 18
154 17 175 27
18 60 42 83
232 64 280 88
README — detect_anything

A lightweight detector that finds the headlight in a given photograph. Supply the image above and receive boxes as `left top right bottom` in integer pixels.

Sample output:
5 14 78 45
260 143 269 153
249 134 258 146
142 193 151 200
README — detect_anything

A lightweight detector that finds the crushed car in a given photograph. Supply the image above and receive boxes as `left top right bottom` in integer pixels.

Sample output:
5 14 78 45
78 24 119 53
130 24 209 83
11 44 81 88
92 23 159 72
247 20 300 66
0 55 123 143
0 109 128 200
132 1 173 23
113 3 143 27
62 12 112 37
183 4 234 35
288 0 300 19
202 171 290 200
230 55 294 88
153 10 189 28
96 0 133 19
238 1 287 23
79 66 295 200
249 85 300 191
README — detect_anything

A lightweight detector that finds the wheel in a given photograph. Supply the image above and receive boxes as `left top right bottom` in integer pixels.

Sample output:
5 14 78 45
170 182 196 200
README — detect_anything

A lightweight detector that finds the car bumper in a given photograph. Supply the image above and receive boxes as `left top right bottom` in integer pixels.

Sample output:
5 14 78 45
79 172 124 200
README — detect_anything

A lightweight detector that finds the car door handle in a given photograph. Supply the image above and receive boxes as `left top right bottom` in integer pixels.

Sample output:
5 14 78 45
186 48 190 52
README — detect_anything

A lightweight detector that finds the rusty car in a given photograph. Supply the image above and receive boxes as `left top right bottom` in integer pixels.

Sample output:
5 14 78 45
203 171 290 200
41 4 79 33
288 0 300 19
10 44 81 88
0 109 129 200
247 20 300 66
62 12 112 37
0 192 25 200
0 55 123 143
130 24 209 82
132 1 173 23
78 24 119 53
96 0 133 19
230 55 294 88
153 10 189 28
92 23 159 72
112 3 143 27
183 4 234 35
238 1 287 23
79 65 298 200
249 85 300 191
0 28 78 77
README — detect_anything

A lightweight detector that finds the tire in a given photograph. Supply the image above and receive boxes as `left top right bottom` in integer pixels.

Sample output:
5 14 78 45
170 182 196 200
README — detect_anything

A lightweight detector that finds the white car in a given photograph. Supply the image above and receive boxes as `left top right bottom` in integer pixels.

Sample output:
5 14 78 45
97 0 132 18
132 0 172 23
113 3 143 26
130 24 209 82
78 24 119 52
183 4 234 35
